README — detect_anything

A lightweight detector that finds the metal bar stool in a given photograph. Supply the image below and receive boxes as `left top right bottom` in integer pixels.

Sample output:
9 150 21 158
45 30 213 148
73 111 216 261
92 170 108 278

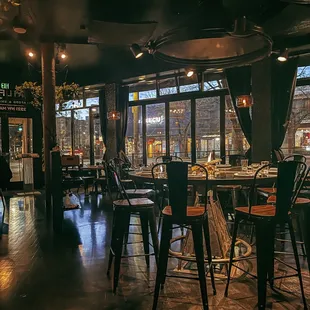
152 162 216 310
106 165 159 293
225 161 307 309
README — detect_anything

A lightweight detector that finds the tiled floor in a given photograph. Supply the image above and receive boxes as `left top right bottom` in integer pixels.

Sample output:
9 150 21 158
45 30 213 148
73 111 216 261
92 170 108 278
0 193 309 309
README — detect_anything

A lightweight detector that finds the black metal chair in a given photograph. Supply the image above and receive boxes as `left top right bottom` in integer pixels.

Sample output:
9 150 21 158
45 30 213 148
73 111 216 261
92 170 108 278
225 161 307 309
106 165 159 293
109 157 135 189
284 154 307 163
152 162 216 310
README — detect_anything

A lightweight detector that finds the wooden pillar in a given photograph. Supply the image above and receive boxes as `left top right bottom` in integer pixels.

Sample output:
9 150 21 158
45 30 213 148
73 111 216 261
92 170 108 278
251 58 272 162
41 43 56 210
104 83 118 161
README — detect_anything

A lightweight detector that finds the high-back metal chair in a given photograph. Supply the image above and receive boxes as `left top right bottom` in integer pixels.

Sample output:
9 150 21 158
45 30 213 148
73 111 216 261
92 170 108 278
284 154 307 163
225 160 307 309
106 164 159 293
155 155 183 163
152 162 216 310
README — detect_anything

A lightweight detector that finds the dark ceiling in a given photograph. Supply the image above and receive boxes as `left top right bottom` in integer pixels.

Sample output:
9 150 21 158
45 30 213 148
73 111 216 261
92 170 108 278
1 0 310 86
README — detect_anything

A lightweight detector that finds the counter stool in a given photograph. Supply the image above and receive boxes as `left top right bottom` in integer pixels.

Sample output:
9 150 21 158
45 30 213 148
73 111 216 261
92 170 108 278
106 166 159 293
225 161 307 309
152 162 216 310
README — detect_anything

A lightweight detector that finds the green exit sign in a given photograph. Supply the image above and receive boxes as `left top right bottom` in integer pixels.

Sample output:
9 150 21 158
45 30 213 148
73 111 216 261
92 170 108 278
1 83 9 89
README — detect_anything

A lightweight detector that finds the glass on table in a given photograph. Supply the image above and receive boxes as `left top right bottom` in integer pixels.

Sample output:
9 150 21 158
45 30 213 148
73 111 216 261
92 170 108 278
261 160 270 175
241 159 248 171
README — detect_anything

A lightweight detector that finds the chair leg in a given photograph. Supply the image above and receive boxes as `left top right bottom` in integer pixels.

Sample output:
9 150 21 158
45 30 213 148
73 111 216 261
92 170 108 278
203 217 216 295
107 213 117 275
266 226 275 288
140 212 150 267
225 216 240 297
192 222 209 310
255 222 271 310
152 218 172 310
112 211 128 294
157 213 163 235
148 208 159 266
288 218 307 308
296 214 307 257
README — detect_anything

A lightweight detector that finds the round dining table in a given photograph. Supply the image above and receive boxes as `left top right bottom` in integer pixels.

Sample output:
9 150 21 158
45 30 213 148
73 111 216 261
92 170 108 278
128 168 277 277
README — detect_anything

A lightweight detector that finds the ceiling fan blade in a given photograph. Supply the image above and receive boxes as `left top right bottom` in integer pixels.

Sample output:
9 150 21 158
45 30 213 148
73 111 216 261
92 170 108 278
88 20 157 45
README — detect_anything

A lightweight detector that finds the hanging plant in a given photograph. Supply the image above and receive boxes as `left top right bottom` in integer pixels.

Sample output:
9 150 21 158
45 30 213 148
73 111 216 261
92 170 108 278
56 82 81 103
15 81 43 109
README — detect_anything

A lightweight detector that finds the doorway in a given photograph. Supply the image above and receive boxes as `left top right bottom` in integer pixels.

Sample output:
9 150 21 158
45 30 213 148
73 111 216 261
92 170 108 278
8 118 33 182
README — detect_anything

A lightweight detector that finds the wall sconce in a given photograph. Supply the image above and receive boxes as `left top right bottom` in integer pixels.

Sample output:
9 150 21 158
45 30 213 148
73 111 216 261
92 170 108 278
236 94 253 108
107 110 121 120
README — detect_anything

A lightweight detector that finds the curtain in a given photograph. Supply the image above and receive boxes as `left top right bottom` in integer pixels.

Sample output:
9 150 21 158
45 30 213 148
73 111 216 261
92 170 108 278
116 86 129 154
271 56 299 162
98 89 107 160
225 66 252 159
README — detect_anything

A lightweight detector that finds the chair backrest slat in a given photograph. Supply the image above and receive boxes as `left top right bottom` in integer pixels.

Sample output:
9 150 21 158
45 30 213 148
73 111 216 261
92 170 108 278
155 155 183 163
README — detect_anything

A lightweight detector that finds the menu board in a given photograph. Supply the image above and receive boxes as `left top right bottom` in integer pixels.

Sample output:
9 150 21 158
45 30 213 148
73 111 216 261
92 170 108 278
0 88 27 113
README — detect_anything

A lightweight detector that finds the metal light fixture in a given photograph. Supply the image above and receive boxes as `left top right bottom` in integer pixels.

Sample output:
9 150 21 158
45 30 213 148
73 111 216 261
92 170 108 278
130 44 143 59
185 68 194 77
236 95 253 108
277 49 289 62
107 110 121 120
27 50 35 58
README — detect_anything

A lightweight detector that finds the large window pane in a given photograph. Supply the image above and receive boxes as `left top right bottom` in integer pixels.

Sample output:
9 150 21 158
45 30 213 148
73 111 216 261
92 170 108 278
56 111 72 155
283 85 310 156
146 103 166 164
73 109 90 165
169 100 191 160
225 95 249 156
126 106 143 166
92 107 105 163
196 97 220 162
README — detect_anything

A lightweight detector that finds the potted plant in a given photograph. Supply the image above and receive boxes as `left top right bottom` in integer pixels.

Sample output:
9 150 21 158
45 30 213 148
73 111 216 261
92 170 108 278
15 82 43 109
57 82 81 103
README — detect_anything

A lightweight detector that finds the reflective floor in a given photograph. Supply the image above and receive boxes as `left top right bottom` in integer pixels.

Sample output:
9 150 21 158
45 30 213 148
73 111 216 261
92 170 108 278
0 194 309 309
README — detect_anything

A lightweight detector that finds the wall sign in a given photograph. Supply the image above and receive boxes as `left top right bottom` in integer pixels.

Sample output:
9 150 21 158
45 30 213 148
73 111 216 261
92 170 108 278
0 88 27 113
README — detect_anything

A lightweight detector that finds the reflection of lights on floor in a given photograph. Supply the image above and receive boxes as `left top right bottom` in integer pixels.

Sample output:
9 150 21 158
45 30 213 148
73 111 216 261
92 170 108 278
0 259 15 291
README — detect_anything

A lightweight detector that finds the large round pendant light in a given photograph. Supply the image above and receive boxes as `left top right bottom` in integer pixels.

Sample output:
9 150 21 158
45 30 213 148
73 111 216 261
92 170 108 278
149 17 272 69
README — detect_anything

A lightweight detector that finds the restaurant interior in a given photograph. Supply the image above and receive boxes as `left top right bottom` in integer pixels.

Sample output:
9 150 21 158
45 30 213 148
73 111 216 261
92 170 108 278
1 0 310 309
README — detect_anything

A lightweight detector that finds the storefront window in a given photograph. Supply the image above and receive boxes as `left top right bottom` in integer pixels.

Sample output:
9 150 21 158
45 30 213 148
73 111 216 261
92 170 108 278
169 100 191 160
62 100 83 109
146 103 166 164
56 111 72 155
91 107 105 163
225 95 248 156
196 97 220 161
86 96 99 107
126 106 143 167
73 109 90 165
283 85 310 156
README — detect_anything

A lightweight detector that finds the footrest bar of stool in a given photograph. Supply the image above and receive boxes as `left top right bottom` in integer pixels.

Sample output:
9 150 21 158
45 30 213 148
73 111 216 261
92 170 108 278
273 273 299 281
121 252 156 258
274 257 298 271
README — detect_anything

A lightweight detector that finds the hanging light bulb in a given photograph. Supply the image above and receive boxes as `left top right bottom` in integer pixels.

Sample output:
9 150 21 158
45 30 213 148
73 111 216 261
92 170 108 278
236 95 253 108
27 50 35 58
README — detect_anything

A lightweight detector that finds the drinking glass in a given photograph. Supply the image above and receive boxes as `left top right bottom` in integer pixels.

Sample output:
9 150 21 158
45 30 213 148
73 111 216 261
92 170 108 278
261 160 270 175
241 159 248 171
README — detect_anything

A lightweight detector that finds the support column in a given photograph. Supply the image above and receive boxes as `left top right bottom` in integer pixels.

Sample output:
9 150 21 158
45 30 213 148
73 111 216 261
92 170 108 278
103 84 118 161
251 58 272 162
41 43 56 210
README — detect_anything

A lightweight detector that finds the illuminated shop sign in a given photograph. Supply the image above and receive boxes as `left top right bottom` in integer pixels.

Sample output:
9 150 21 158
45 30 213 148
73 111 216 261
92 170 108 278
0 88 27 113
146 115 164 124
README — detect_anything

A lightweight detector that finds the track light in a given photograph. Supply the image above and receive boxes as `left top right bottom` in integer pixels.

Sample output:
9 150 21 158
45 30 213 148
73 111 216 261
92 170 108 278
185 68 194 77
277 49 289 62
130 44 143 59
27 50 35 58
58 43 68 60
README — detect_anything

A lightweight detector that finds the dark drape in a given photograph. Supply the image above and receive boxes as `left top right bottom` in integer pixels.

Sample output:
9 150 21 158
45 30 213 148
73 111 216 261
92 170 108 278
116 86 129 154
225 66 252 159
99 89 107 160
271 56 298 162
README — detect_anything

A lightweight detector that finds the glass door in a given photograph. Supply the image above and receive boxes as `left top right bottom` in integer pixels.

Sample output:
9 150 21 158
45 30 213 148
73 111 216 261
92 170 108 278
8 118 33 182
